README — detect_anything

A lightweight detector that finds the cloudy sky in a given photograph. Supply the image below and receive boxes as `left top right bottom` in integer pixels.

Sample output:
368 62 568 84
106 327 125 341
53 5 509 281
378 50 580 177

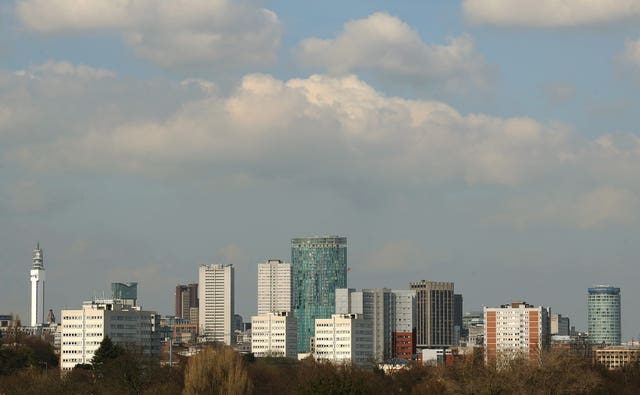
2 0 640 338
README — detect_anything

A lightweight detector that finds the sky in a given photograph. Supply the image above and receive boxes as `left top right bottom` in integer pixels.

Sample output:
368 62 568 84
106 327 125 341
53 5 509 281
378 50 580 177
1 0 640 339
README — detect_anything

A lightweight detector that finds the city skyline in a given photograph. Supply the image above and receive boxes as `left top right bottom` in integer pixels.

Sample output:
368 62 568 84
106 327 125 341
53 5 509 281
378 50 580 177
2 1 640 340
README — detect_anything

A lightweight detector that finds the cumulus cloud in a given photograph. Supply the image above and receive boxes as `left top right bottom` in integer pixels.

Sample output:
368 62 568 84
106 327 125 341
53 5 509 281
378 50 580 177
296 12 494 94
15 0 282 71
3 65 640 227
617 37 640 71
463 0 640 27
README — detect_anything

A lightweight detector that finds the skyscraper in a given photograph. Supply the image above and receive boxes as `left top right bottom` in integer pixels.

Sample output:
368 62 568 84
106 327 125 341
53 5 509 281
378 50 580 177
175 283 198 319
257 260 292 315
588 285 621 346
292 236 347 353
409 280 454 348
30 242 45 327
199 264 234 345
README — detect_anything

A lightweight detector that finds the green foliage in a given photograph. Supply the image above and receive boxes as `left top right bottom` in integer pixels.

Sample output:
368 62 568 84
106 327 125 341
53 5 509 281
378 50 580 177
91 336 124 368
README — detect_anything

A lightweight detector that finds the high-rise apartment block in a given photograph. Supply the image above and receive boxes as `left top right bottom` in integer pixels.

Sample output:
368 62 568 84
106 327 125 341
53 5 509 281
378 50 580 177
410 281 454 348
484 301 550 364
175 283 198 320
199 264 234 345
257 260 292 315
251 311 297 358
588 285 621 346
30 242 46 327
314 314 373 367
60 299 160 371
292 236 347 353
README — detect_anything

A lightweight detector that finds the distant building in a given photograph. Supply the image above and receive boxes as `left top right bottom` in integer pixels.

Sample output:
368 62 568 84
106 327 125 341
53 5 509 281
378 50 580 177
391 290 416 360
175 283 198 320
336 288 416 362
251 311 297 358
292 236 347 353
59 299 160 371
257 260 292 315
550 313 570 336
198 264 234 345
453 294 463 346
314 314 373 368
588 286 621 346
484 301 550 365
409 281 454 348
30 242 46 327
111 282 138 306
594 346 640 370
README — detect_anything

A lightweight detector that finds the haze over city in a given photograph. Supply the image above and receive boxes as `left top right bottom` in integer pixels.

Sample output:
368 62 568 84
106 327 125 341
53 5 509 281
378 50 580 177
2 0 640 340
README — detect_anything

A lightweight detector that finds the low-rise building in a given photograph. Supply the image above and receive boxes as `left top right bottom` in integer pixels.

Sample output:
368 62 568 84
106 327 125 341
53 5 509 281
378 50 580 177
594 346 640 370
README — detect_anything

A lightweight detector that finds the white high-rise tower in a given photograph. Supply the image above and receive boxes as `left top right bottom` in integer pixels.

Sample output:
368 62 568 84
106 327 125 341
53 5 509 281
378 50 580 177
198 264 234 345
30 242 46 327
257 259 292 315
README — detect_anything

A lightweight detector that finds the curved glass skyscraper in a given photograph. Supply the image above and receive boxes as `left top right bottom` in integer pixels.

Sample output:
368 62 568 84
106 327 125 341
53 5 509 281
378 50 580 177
588 286 621 346
292 236 347 353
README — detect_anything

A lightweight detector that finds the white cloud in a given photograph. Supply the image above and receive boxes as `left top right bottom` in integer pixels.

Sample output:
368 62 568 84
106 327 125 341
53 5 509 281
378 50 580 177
463 0 640 27
16 0 282 71
296 12 494 94
617 37 640 69
30 60 115 79
4 67 640 227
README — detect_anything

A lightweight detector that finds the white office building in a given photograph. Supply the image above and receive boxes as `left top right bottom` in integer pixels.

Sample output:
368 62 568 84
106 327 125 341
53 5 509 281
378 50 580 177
257 260 292 315
199 264 234 345
30 242 46 327
314 314 373 367
59 300 160 371
251 311 297 358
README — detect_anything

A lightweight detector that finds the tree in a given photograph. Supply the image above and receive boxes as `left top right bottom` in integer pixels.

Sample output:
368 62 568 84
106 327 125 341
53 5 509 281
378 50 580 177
91 336 124 369
182 345 252 395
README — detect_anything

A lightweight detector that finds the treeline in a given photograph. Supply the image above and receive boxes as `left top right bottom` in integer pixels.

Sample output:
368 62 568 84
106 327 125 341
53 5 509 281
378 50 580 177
2 338 640 394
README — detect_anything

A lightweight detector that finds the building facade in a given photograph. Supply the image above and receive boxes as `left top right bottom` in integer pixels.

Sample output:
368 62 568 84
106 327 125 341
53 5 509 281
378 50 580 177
409 281 454 349
60 300 160 371
292 236 347 353
550 313 570 336
257 260 292 315
199 264 234 345
588 286 621 346
30 242 45 327
175 283 198 320
251 311 297 358
391 290 416 360
594 346 640 370
336 288 392 362
314 314 373 367
484 301 551 365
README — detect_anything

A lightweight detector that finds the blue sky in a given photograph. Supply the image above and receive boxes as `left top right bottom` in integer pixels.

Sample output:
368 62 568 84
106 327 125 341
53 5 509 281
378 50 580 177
2 0 640 339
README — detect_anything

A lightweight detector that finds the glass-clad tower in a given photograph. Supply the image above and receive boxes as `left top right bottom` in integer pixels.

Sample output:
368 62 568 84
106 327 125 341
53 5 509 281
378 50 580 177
292 236 347 353
588 285 621 346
